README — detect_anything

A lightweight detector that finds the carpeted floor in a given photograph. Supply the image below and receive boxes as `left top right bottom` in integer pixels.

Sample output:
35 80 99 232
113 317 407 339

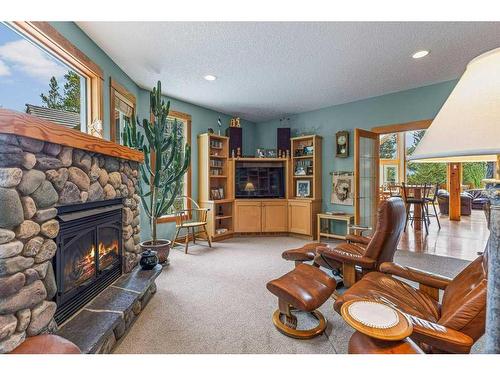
114 236 482 354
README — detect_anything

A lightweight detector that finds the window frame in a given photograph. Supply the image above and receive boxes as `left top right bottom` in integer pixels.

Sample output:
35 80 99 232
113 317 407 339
109 77 136 144
156 110 192 224
9 21 104 131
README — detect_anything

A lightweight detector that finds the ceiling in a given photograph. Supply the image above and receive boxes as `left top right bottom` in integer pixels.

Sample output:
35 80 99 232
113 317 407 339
77 22 500 122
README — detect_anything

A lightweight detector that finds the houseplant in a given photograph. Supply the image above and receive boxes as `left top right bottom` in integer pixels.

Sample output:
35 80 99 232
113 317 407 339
123 81 191 263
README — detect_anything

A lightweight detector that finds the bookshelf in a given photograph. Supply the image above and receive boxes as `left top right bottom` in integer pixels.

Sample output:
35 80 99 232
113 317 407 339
198 133 234 240
288 135 322 239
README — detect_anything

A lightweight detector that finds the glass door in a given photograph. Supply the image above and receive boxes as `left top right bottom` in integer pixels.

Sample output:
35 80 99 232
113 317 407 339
354 129 380 231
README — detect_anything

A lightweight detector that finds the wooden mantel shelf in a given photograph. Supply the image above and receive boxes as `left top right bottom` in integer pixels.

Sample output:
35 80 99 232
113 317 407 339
0 109 144 163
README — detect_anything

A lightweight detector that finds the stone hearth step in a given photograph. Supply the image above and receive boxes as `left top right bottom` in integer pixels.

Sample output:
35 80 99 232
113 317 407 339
56 264 162 353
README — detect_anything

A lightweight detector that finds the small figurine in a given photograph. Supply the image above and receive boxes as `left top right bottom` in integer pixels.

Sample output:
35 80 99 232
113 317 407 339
237 147 241 158
231 149 235 158
217 117 222 135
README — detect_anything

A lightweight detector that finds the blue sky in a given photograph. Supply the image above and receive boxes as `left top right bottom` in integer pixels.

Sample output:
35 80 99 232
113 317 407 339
0 22 70 112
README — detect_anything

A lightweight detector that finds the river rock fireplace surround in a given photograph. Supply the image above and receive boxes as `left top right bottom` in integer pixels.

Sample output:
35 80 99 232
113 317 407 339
0 110 150 353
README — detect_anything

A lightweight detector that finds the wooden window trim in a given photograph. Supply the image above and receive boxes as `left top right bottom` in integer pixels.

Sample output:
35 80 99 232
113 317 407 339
110 78 136 143
156 110 192 224
373 119 433 184
371 119 432 134
10 21 104 128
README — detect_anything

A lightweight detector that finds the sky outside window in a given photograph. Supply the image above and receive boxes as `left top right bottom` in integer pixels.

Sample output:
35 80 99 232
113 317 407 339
0 22 85 126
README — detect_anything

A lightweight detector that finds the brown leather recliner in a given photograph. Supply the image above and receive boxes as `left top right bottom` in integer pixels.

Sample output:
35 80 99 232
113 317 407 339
335 251 488 354
283 197 406 287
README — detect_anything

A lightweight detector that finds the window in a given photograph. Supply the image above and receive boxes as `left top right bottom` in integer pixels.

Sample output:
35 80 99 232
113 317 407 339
0 22 103 133
157 110 192 223
110 78 136 144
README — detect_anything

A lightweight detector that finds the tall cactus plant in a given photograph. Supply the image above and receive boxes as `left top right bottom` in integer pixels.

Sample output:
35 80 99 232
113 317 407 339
123 81 191 244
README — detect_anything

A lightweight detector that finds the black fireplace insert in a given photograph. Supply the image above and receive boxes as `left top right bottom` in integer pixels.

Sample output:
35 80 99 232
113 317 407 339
53 198 123 324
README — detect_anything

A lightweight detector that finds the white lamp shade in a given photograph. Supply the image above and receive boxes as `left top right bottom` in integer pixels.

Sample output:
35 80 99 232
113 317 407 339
409 47 500 163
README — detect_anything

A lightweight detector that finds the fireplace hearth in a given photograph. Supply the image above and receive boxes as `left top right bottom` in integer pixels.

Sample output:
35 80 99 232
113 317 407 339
54 199 124 324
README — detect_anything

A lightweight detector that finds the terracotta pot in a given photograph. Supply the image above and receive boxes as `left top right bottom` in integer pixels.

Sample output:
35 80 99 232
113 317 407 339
140 239 171 264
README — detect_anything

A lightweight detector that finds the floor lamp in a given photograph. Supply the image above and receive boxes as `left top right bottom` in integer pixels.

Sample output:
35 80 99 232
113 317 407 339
409 47 500 353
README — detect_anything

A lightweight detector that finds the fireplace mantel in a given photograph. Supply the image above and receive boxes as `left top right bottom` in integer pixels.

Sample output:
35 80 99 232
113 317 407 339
0 109 144 163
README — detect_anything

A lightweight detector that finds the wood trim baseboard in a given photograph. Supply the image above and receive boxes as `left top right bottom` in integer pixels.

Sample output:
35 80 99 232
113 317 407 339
0 109 144 162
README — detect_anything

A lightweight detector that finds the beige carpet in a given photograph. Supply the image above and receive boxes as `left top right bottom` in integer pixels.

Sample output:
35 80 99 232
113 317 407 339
114 236 477 354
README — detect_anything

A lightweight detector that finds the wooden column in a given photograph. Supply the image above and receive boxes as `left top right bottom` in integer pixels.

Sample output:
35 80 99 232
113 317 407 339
496 155 500 179
447 163 462 221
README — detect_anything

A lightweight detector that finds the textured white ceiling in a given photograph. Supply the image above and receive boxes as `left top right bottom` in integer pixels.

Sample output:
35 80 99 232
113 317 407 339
77 22 500 122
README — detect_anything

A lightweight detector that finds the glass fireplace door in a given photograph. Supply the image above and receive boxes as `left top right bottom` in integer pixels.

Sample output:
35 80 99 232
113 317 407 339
97 225 121 272
61 228 97 294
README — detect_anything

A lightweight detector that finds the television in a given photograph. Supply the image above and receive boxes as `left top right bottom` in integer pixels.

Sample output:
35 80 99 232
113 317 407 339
235 162 285 198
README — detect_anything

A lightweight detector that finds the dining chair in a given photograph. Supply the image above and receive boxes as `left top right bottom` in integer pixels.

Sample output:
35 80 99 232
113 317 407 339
171 196 212 254
402 183 431 235
424 183 441 229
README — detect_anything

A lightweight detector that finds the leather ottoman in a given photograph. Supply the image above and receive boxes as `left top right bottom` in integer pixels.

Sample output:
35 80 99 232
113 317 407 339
8 334 81 354
266 263 336 339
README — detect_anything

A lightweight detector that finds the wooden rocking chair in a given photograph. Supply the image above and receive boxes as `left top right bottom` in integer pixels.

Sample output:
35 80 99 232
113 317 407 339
171 196 212 254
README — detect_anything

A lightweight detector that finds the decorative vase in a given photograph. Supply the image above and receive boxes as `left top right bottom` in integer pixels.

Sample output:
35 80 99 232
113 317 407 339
139 250 158 270
140 239 171 264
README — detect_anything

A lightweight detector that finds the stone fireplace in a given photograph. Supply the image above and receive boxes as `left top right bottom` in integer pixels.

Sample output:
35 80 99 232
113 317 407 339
0 110 146 353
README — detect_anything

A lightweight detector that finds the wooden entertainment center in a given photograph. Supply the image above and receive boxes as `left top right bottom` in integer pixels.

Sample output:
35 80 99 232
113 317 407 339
198 133 322 240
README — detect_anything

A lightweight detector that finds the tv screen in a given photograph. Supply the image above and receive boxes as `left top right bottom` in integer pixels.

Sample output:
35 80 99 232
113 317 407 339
235 162 285 198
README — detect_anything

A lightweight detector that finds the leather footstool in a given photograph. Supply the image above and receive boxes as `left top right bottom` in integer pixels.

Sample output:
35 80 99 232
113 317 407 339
8 334 81 354
266 263 336 339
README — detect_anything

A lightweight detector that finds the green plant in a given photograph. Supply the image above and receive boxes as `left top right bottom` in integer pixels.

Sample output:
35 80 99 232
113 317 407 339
123 81 191 243
463 162 487 188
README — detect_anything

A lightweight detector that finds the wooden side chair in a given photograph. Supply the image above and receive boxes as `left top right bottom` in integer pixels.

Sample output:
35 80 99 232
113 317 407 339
171 196 212 254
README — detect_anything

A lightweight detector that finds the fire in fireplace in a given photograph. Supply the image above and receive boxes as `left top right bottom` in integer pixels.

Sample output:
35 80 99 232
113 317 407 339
54 198 124 324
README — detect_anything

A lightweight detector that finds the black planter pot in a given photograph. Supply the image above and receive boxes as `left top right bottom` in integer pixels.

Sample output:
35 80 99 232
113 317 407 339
140 250 159 270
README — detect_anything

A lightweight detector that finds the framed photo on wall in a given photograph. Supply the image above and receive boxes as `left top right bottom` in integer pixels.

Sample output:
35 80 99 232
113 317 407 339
331 172 354 206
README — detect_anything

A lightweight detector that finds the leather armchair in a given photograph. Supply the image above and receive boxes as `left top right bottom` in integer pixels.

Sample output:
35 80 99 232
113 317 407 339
315 197 406 286
334 251 488 353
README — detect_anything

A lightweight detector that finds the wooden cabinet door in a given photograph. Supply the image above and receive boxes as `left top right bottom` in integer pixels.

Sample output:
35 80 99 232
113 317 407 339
235 201 262 232
288 200 312 235
262 201 288 232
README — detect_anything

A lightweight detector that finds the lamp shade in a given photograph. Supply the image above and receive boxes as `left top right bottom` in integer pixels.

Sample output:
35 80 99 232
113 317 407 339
244 181 255 192
409 47 500 163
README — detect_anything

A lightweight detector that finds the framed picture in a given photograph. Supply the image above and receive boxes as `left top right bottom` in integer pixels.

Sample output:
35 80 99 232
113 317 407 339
296 180 311 198
331 173 354 206
218 187 224 199
211 188 220 200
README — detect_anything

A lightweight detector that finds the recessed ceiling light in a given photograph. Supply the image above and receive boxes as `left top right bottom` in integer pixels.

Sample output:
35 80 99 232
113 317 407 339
204 74 217 81
412 50 430 59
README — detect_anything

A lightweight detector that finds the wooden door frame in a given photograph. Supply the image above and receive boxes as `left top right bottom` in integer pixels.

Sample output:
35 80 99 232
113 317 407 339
354 128 380 226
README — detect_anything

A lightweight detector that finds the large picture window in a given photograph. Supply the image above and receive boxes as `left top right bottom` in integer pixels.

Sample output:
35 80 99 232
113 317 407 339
0 22 103 133
157 110 192 223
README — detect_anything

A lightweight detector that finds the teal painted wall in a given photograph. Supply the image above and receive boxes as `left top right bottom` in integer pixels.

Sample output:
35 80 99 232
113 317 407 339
255 80 458 214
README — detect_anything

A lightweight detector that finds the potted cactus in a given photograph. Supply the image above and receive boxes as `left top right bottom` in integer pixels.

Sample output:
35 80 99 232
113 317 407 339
123 81 191 263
